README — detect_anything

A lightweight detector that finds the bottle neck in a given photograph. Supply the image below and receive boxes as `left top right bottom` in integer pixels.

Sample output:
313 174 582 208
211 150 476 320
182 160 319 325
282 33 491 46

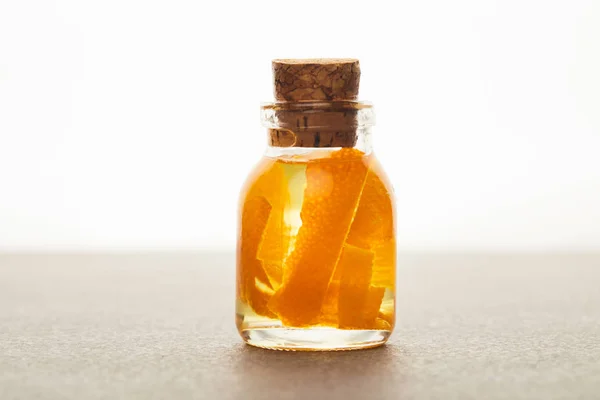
264 127 373 158
260 101 375 155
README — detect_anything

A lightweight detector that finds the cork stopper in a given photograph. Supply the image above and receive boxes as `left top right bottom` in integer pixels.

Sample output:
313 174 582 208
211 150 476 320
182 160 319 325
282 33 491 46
267 58 366 148
273 59 360 102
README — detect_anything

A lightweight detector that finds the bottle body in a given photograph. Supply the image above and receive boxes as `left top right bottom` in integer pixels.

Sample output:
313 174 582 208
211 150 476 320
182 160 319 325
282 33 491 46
236 142 396 350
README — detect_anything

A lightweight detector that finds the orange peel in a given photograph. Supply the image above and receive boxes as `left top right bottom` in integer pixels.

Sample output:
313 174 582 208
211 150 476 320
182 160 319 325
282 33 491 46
269 149 370 326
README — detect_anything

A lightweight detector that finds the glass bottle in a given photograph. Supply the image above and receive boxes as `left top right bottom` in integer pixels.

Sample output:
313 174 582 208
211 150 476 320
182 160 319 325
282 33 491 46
236 59 396 351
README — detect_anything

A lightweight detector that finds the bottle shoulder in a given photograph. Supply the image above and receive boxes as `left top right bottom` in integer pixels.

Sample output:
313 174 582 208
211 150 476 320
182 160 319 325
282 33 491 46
239 150 395 205
239 157 277 204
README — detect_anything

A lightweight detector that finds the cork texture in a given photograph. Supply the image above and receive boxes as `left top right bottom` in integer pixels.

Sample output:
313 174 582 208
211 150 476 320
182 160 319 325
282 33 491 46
273 59 360 102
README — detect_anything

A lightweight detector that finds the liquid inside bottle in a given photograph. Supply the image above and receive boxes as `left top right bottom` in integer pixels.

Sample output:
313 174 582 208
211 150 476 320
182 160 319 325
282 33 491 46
236 148 395 350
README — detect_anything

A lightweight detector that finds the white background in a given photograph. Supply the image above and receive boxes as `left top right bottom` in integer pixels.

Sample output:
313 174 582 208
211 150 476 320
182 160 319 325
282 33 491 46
1 0 598 252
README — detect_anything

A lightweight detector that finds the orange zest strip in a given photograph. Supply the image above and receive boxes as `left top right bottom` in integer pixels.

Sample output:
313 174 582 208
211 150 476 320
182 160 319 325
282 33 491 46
256 208 289 289
250 161 295 290
269 149 370 326
346 158 395 250
237 195 275 318
318 254 344 327
237 158 293 317
317 281 340 327
371 239 396 289
361 286 386 328
337 245 377 329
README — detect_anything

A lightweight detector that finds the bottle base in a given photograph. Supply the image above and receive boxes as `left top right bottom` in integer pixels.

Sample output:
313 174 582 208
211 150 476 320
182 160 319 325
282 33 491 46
240 328 391 351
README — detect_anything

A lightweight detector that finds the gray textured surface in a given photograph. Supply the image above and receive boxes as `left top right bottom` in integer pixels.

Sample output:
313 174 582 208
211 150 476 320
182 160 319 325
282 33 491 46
0 253 599 399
